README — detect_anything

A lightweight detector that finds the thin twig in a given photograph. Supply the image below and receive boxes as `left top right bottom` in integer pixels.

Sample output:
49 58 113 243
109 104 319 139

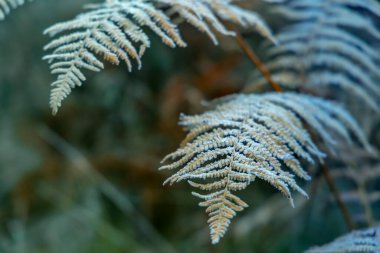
321 164 356 230
307 128 356 231
234 32 283 92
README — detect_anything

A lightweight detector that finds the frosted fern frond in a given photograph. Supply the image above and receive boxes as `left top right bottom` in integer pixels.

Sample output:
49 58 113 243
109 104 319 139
44 0 274 115
0 0 32 20
305 227 380 253
160 92 370 244
249 0 380 112
43 1 186 115
159 0 275 45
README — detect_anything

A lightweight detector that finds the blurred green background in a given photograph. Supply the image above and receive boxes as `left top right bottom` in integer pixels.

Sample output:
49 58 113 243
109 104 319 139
0 1 378 252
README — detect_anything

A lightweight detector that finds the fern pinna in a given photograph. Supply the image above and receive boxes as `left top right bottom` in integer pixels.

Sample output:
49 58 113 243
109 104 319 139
0 0 32 20
249 0 380 112
43 0 274 115
160 92 370 244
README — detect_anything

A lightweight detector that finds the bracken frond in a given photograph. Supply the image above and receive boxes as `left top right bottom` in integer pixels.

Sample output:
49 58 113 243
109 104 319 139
0 0 32 20
248 0 380 112
332 163 380 226
160 92 371 244
44 0 274 115
305 227 380 253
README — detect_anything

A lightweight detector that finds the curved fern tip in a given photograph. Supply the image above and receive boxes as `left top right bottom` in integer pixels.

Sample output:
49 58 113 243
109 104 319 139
289 197 295 208
211 237 220 245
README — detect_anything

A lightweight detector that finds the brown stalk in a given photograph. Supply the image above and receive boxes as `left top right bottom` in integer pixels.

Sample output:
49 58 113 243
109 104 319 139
321 164 356 230
234 32 283 92
235 31 356 231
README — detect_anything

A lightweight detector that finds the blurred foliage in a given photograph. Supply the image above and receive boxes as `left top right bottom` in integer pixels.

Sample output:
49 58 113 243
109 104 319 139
0 0 379 253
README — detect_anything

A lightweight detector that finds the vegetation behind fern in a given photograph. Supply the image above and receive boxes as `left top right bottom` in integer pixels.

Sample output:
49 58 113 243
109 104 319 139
0 0 378 252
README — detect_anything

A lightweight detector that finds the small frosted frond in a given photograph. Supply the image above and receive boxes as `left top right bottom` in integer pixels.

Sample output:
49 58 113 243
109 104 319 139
44 0 273 115
305 227 380 253
0 0 32 20
249 0 380 112
160 92 369 244
43 0 186 115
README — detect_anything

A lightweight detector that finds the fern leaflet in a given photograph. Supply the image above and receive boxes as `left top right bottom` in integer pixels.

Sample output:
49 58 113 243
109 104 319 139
0 0 32 20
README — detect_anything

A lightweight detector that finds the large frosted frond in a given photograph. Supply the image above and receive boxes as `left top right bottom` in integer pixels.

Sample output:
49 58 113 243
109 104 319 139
249 0 380 112
44 0 273 115
160 92 370 244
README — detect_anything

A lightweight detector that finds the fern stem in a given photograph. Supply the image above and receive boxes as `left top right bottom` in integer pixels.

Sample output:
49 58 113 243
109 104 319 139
234 32 283 92
320 164 356 230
